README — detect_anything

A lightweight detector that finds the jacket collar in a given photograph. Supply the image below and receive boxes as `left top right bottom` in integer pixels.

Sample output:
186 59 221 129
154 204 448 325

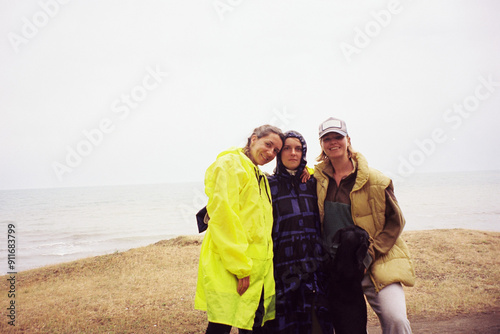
351 152 369 192
315 152 370 191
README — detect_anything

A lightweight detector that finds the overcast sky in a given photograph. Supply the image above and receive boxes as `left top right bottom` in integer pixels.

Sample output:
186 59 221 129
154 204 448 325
1 0 499 190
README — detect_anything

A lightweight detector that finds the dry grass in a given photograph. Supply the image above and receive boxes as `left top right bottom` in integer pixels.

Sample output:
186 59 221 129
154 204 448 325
397 229 500 319
0 230 499 333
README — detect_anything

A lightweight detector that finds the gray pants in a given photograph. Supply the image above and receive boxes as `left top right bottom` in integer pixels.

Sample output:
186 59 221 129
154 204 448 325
362 274 412 334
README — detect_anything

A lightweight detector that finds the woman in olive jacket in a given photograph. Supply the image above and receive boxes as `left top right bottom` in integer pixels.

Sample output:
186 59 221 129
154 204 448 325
314 117 415 334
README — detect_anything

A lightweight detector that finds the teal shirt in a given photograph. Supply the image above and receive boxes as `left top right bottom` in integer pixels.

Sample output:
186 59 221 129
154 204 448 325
323 200 354 245
323 200 372 268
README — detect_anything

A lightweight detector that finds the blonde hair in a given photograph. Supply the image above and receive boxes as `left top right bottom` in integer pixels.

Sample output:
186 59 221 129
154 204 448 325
315 136 356 162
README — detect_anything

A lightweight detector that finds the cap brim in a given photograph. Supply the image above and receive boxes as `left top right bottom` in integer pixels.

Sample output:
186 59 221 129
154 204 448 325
319 129 348 138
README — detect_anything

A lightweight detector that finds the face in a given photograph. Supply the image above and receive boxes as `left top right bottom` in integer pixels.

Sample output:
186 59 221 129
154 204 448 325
280 137 302 170
249 133 283 166
320 132 350 160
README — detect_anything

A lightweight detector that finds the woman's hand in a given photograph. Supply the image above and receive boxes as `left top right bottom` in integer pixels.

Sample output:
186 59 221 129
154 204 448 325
237 276 250 295
300 168 311 183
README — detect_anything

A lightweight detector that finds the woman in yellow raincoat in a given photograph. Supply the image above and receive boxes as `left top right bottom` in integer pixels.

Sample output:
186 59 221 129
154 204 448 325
195 124 285 333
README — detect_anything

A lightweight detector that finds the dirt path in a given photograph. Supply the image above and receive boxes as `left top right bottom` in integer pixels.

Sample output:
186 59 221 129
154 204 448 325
367 311 500 333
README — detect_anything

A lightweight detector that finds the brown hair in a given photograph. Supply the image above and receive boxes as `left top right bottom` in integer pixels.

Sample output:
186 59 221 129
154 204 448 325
243 124 285 156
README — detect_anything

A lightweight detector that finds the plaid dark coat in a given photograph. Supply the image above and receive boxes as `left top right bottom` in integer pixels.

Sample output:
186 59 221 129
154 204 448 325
264 131 333 334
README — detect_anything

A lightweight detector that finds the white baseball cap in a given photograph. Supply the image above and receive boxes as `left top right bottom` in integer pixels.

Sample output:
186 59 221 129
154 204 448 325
318 117 348 138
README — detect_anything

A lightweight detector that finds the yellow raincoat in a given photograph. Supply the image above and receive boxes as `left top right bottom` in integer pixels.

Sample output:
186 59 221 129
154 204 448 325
195 147 276 330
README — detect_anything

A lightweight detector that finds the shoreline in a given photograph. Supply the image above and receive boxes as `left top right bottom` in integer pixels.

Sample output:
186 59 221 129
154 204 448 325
8 227 500 275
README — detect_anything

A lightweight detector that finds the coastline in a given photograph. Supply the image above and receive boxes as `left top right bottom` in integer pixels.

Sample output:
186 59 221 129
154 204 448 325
8 225 500 275
4 170 499 274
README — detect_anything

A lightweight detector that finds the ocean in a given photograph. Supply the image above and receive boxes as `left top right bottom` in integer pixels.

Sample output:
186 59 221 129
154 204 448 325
1 171 499 274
